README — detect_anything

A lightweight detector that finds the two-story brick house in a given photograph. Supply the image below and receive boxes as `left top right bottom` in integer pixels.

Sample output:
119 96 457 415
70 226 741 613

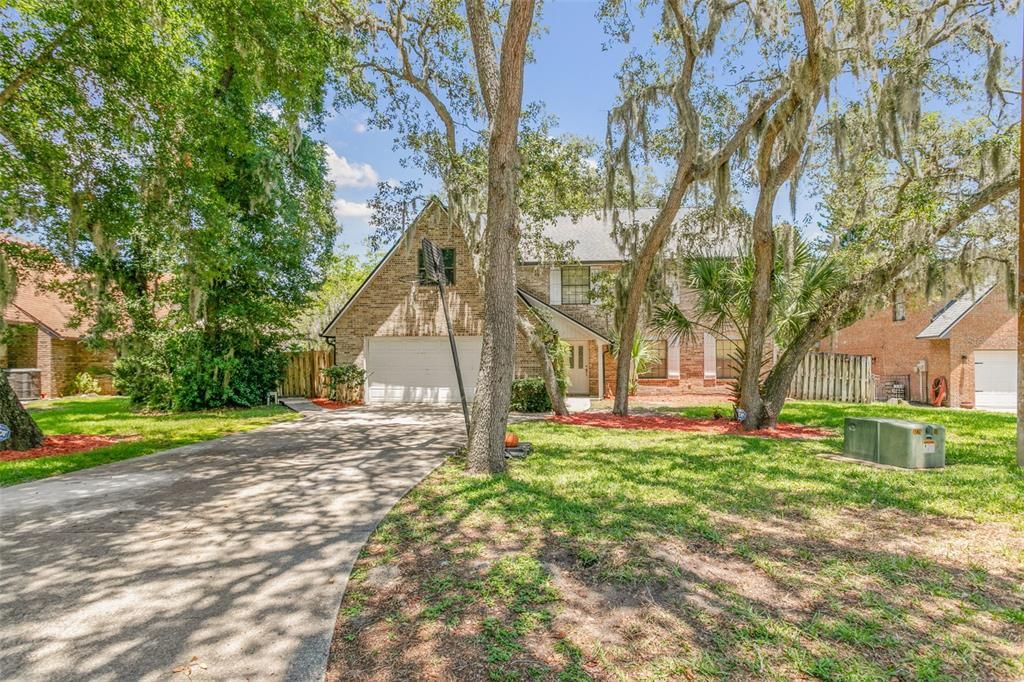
321 200 744 403
821 280 1016 411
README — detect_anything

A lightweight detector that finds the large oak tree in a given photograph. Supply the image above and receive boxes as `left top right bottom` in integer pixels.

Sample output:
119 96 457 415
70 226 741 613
601 0 1019 425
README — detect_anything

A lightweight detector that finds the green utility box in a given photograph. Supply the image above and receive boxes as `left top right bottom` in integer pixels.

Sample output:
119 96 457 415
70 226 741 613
843 418 945 469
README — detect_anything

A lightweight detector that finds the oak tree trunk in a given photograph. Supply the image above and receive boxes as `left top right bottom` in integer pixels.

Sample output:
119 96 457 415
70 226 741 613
0 373 44 451
755 323 827 428
518 314 568 416
611 167 696 416
464 0 535 474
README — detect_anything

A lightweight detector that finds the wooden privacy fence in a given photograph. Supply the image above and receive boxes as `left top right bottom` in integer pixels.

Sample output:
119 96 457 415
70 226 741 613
788 352 874 403
280 349 332 398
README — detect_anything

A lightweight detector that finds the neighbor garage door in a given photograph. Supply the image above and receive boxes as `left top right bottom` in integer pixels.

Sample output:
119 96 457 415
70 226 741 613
365 336 483 404
974 350 1016 412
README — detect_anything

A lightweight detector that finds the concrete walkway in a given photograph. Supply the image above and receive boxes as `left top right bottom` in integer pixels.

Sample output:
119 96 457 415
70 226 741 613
0 405 465 681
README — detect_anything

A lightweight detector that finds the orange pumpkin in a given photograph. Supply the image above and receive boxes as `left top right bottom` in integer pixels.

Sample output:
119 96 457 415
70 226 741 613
504 432 519 448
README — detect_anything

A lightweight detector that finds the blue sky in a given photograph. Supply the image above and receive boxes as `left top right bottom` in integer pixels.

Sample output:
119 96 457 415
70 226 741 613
321 1 1024 256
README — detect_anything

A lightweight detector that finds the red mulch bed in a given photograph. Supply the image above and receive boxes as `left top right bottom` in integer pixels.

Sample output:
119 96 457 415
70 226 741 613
549 412 834 440
0 435 119 462
311 398 363 410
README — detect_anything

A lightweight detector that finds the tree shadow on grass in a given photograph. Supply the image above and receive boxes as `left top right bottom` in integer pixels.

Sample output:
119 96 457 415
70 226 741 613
329 428 1024 680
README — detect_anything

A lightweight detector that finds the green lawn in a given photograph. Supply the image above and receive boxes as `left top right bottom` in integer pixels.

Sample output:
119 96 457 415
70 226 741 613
328 401 1024 682
0 396 298 486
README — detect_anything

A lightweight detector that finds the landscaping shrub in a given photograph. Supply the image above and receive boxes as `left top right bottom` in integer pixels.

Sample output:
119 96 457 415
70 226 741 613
510 377 551 413
113 348 175 410
69 372 103 395
322 363 366 402
114 330 285 411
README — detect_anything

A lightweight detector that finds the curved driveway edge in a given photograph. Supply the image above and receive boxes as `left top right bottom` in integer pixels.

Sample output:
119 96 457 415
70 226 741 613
0 405 464 681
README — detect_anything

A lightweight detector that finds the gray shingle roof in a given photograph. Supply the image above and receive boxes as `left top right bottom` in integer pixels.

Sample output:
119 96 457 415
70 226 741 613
519 209 742 263
916 280 997 339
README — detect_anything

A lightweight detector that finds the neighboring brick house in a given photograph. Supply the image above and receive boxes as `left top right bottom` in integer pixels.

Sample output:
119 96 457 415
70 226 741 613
321 200 744 403
821 280 1015 411
1 267 116 399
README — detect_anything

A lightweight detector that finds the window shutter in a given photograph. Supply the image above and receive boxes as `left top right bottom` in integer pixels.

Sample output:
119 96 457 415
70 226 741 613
703 333 716 379
549 268 562 305
667 336 680 378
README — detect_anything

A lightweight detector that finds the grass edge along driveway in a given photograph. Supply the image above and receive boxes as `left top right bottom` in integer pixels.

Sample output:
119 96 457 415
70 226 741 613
0 396 298 486
327 401 1024 682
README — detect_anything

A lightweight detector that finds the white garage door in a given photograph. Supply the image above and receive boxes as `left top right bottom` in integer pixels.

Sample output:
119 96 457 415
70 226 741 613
365 336 483 404
974 350 1016 412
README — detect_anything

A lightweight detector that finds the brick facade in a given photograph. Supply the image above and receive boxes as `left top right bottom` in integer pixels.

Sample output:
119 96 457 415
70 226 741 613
823 284 1015 407
327 203 753 400
0 323 115 398
6 324 38 369
51 339 116 396
327 201 536 381
516 262 618 338
947 286 1015 408
36 332 52 397
679 337 706 388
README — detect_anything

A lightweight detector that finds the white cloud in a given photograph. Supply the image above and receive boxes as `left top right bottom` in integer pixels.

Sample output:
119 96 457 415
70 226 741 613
333 198 373 219
324 146 379 188
353 120 368 134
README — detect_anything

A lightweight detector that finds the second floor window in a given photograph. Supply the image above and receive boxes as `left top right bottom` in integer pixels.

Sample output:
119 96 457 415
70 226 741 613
561 266 590 304
893 292 906 322
418 248 456 285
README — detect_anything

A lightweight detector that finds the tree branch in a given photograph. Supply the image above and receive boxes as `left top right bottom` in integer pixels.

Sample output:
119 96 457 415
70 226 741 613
0 21 80 109
465 0 500 120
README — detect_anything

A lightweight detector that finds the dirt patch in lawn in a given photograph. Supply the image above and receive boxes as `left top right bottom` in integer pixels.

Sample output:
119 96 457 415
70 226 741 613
311 398 363 410
0 434 122 462
550 412 834 439
327 467 1023 680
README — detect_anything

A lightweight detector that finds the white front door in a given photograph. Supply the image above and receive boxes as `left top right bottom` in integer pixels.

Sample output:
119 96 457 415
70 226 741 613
974 350 1016 412
566 341 588 395
365 336 483 404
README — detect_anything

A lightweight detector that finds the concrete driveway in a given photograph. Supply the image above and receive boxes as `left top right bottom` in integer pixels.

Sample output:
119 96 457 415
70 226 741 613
0 405 465 681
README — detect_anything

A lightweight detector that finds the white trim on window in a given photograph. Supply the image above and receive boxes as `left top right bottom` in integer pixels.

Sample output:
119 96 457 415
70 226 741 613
703 333 716 380
667 336 681 378
549 268 562 305
560 265 591 305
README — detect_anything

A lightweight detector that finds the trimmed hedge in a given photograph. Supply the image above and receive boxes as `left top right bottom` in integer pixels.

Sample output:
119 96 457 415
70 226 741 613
509 377 551 413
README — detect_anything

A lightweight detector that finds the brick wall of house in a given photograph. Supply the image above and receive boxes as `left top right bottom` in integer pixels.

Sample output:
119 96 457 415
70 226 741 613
514 328 543 380
52 339 116 396
37 332 53 397
603 348 616 398
587 340 599 396
679 337 706 388
926 340 951 406
330 203 488 366
947 285 1016 408
516 262 618 338
6 324 38 369
824 284 1015 407
823 298 941 403
330 202 541 384
517 264 549 301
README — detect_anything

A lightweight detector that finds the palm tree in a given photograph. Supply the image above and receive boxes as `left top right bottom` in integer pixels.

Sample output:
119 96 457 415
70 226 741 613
652 227 842 411
611 332 660 395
